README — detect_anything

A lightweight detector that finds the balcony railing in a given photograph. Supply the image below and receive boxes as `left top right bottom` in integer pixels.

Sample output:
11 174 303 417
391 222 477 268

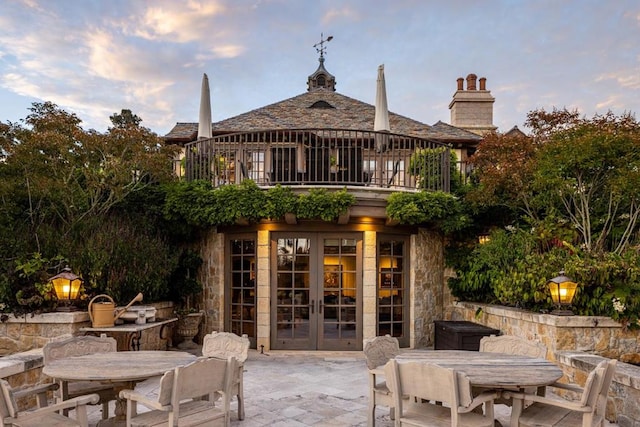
182 129 453 192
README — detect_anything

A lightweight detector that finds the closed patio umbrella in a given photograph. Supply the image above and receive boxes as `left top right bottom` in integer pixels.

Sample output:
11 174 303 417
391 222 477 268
197 73 212 140
374 64 390 152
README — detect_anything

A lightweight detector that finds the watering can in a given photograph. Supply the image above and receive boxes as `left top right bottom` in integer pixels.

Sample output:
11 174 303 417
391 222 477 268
88 293 143 328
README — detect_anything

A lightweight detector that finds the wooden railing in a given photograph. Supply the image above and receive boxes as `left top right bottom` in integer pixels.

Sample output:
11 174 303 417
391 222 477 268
182 129 453 192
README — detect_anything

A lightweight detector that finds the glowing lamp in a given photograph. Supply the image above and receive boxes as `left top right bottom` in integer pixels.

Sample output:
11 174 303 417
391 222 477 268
547 271 578 316
49 267 83 311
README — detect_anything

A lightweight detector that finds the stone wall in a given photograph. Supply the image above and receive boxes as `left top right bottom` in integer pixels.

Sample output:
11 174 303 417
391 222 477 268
196 228 225 339
411 228 445 348
446 301 640 362
0 312 89 357
0 301 176 356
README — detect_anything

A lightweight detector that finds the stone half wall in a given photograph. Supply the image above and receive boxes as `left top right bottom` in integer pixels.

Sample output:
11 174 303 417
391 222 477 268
447 301 640 362
0 312 89 356
411 228 445 349
0 302 176 356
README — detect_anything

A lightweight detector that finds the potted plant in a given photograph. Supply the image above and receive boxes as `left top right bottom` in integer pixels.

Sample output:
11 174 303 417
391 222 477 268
169 250 204 349
329 154 339 173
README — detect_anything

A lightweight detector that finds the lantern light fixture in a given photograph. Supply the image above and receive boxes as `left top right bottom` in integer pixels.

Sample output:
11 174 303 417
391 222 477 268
49 266 83 312
547 270 578 316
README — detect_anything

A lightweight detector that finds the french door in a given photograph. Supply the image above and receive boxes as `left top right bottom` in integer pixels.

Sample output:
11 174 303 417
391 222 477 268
271 233 362 350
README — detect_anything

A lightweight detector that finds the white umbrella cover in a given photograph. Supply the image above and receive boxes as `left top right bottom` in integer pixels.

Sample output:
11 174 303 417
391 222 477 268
197 73 212 139
374 64 390 152
374 64 390 132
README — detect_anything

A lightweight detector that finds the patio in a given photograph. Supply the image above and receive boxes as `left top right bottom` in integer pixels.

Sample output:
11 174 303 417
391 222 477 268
86 349 618 427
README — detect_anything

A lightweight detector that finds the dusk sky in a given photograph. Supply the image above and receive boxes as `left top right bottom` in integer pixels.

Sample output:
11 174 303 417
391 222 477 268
0 0 638 136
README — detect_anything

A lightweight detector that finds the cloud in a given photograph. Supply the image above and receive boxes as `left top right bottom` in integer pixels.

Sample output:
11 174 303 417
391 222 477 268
596 70 640 90
132 1 226 43
322 7 360 25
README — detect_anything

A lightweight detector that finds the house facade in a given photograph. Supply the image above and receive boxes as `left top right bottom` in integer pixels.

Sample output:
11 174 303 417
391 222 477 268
164 54 494 351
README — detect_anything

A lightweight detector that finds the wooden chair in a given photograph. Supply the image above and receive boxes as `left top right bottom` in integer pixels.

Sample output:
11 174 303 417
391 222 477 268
43 335 121 420
119 356 237 427
362 335 400 427
384 359 497 427
201 332 250 421
506 359 617 427
479 334 548 406
0 379 99 427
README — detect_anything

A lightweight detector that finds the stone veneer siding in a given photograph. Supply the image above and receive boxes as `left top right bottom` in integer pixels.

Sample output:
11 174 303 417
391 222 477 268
197 228 225 339
0 312 88 356
410 228 445 349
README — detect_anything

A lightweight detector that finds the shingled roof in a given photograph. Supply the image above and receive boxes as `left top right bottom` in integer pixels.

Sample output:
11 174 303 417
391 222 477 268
164 88 482 145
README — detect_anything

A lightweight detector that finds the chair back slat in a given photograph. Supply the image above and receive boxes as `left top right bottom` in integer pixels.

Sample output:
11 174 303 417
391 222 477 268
363 335 400 370
202 332 249 363
43 336 117 364
385 360 459 409
596 360 617 416
579 360 607 407
173 357 233 400
479 335 547 359
0 380 18 419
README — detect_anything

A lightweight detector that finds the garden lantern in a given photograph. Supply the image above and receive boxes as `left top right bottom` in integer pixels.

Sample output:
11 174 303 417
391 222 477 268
49 266 83 311
547 270 578 315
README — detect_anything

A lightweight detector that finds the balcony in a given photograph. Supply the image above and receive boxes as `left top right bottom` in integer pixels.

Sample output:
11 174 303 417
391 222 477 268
182 129 454 192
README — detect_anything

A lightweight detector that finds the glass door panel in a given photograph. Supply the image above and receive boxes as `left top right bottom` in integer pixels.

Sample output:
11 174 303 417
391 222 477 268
274 237 312 349
229 238 256 347
377 237 409 347
319 237 360 350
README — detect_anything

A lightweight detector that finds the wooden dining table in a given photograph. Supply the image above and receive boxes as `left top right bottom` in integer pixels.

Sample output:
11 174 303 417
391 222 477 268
395 350 564 427
42 350 197 426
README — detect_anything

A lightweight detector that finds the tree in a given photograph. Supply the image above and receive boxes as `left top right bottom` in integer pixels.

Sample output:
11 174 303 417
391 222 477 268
532 111 640 254
466 128 540 219
467 109 640 255
0 103 181 310
0 103 178 243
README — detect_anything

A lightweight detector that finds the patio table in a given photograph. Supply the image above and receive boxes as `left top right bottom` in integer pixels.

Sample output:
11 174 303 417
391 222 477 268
396 350 563 427
42 350 197 426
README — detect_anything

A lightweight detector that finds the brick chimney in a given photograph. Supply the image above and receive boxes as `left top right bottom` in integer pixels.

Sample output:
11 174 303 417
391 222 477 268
449 73 497 135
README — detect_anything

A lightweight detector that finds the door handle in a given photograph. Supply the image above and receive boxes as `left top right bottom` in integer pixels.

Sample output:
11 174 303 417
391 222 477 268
309 300 315 314
318 299 323 314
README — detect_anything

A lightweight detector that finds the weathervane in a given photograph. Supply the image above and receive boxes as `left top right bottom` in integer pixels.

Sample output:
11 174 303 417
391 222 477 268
313 32 333 58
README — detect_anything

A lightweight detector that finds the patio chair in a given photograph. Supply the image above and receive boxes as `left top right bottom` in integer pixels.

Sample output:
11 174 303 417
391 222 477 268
119 356 237 427
362 335 401 427
201 332 250 420
43 335 121 420
0 379 99 427
505 359 617 427
384 359 497 427
479 334 548 406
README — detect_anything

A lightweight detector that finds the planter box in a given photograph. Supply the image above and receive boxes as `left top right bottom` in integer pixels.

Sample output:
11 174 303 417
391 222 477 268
434 320 500 351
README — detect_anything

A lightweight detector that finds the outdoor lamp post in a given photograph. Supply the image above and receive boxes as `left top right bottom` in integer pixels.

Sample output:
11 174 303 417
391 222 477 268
49 266 83 311
547 270 578 315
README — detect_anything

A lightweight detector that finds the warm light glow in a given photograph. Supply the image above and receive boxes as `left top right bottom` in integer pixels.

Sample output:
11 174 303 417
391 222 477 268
547 271 578 308
478 235 491 244
49 267 83 302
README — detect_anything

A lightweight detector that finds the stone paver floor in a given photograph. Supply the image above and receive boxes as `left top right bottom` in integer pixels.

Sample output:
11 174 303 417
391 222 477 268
87 349 617 426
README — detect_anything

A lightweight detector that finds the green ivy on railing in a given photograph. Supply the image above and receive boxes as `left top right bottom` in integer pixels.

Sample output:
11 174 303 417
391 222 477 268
164 180 356 226
386 191 469 233
163 180 466 234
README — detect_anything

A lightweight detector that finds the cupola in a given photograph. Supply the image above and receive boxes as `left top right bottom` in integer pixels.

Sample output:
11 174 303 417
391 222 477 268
307 34 336 92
